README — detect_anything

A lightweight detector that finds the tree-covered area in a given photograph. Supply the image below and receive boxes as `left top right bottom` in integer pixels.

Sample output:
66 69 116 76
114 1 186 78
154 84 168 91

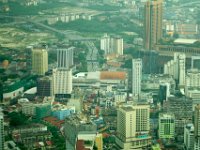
86 4 121 11
2 1 70 15
8 112 29 126
53 18 141 34
48 126 65 150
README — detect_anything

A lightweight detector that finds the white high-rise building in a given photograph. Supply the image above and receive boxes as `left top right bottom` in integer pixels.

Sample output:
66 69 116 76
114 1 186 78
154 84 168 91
111 36 123 56
178 54 186 86
164 53 185 87
158 113 175 139
32 48 48 75
100 34 111 55
52 68 72 96
116 105 151 149
57 47 74 69
132 59 142 98
0 108 4 150
100 34 123 56
184 123 194 150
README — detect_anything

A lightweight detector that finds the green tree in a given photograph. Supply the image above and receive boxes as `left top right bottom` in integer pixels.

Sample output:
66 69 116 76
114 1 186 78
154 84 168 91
8 112 28 126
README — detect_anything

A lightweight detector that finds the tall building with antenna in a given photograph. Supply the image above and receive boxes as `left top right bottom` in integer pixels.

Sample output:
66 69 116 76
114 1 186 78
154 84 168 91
144 0 163 50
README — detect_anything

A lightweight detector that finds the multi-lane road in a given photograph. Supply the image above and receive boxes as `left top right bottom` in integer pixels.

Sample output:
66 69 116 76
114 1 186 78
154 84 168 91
85 41 99 72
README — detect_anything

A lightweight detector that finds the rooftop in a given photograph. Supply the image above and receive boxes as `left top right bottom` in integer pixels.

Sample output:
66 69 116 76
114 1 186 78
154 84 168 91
121 106 134 112
174 38 198 45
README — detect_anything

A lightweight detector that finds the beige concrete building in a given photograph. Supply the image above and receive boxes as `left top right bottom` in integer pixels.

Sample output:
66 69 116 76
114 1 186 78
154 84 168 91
116 105 151 149
32 48 48 76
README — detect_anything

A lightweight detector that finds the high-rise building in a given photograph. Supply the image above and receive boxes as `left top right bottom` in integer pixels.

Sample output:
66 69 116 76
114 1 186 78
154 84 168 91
115 105 151 149
158 113 175 139
184 123 194 150
0 108 4 150
144 0 163 50
100 34 123 56
52 68 72 97
132 59 142 98
57 47 74 69
111 36 123 56
164 53 186 87
32 48 48 75
37 76 53 97
100 33 111 55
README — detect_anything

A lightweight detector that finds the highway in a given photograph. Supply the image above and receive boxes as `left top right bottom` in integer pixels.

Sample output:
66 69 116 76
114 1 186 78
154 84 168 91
85 41 99 72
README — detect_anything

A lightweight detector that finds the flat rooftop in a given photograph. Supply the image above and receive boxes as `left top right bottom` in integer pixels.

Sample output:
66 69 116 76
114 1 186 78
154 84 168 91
174 38 198 45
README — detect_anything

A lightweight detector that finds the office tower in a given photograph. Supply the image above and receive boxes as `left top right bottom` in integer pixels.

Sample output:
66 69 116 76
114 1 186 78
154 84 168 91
52 68 72 97
37 76 53 97
111 36 123 56
32 48 48 75
100 33 111 55
158 113 175 139
116 105 151 149
175 53 186 87
25 45 33 71
184 124 194 150
57 47 74 69
144 0 163 50
164 53 186 87
0 108 4 150
158 83 170 105
132 59 142 98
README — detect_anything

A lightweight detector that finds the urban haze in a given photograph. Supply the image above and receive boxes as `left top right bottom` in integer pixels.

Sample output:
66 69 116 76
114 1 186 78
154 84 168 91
0 0 200 150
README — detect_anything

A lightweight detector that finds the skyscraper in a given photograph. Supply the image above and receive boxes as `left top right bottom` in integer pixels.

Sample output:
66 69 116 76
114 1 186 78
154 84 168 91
32 48 48 75
144 0 163 50
164 53 186 87
53 46 74 97
52 68 72 97
57 47 74 69
132 59 142 98
100 33 111 55
111 36 123 56
115 105 151 149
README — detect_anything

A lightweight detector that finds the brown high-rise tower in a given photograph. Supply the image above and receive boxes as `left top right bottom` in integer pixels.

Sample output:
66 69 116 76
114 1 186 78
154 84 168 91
144 0 163 50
